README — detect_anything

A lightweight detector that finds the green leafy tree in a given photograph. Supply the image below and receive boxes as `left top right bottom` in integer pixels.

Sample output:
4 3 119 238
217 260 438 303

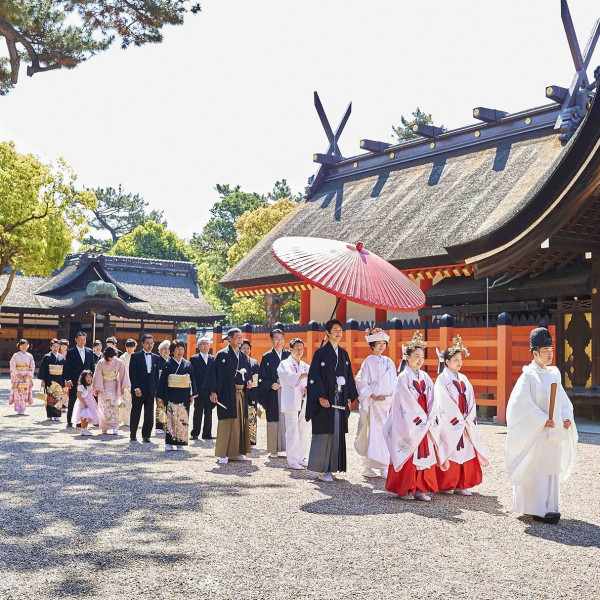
0 0 201 95
268 179 303 203
0 141 96 308
391 108 442 142
83 185 166 251
227 199 299 325
109 221 195 262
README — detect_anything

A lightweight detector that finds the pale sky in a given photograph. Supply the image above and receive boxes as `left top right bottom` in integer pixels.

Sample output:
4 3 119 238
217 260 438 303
0 0 598 241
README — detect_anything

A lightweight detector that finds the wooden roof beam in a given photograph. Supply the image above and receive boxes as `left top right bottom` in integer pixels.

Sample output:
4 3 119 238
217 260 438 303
412 123 444 138
473 107 508 123
545 85 569 104
360 139 391 153
542 234 600 254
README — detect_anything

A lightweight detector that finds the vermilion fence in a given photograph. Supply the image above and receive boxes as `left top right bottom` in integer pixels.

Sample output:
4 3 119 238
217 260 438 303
185 313 556 425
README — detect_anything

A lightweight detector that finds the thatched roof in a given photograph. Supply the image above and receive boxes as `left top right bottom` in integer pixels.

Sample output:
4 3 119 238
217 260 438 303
1 252 224 322
222 124 566 289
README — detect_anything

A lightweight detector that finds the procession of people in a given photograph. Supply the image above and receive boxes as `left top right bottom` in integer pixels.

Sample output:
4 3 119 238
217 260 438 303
5 321 578 523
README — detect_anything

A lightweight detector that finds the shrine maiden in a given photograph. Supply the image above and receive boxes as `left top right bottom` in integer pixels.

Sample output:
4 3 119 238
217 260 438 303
385 332 443 501
506 327 577 524
435 336 489 495
354 328 395 479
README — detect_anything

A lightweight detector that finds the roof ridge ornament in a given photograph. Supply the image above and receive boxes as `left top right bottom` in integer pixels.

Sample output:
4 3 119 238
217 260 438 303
549 0 600 142
311 91 352 165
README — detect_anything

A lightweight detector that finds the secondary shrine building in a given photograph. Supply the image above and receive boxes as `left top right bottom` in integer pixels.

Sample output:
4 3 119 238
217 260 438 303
0 251 224 367
221 37 600 421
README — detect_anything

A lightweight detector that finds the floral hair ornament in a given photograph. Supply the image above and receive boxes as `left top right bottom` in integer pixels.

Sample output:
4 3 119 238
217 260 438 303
449 334 470 357
365 326 389 344
405 330 427 350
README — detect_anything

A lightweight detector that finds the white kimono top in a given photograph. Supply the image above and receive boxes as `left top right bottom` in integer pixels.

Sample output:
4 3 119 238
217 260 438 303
277 355 310 414
354 354 396 464
506 361 578 485
435 367 489 467
384 367 442 471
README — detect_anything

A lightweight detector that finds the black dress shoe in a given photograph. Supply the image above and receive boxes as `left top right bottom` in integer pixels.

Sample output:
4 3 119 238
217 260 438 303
142 437 150 443
202 436 215 440
190 435 199 440
130 438 138 443
533 512 561 524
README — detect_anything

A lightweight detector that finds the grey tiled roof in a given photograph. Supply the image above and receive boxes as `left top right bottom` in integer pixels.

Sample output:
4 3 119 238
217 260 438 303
1 252 224 321
221 131 566 288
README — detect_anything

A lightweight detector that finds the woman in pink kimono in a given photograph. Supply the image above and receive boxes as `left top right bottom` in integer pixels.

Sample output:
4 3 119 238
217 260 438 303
92 346 130 435
9 339 35 415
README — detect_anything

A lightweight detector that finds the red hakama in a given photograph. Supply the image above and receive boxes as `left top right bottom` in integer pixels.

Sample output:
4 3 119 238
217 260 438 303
386 461 439 496
436 457 482 490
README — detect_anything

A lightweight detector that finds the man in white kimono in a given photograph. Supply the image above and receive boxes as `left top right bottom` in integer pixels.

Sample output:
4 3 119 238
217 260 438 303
277 338 310 470
506 327 578 524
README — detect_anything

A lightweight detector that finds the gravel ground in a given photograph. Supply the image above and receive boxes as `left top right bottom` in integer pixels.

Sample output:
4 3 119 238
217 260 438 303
0 390 599 600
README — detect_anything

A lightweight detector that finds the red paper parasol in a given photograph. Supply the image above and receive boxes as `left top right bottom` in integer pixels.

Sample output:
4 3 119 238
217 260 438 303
271 237 425 313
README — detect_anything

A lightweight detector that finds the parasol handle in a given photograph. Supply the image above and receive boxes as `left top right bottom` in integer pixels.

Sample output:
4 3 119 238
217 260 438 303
321 297 342 347
549 382 557 421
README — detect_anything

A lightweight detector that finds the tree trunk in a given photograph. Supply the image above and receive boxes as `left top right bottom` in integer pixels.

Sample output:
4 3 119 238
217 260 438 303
264 292 294 327
0 267 17 310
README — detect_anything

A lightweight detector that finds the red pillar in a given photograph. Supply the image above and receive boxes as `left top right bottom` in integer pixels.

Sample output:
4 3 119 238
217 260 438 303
186 327 197 360
496 312 513 425
336 298 347 322
300 289 311 325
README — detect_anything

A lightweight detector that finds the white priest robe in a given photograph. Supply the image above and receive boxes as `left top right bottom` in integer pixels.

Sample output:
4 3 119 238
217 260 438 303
384 368 442 472
435 367 489 468
277 356 311 466
506 361 578 517
354 354 396 471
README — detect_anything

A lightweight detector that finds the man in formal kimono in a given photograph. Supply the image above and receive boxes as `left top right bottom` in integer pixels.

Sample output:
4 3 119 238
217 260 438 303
506 327 578 524
190 336 216 440
210 328 253 464
64 331 95 428
306 319 358 482
258 328 291 458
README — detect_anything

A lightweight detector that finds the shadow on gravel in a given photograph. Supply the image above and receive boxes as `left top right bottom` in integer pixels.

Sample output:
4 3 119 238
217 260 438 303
0 425 278 591
300 479 506 522
523 518 600 547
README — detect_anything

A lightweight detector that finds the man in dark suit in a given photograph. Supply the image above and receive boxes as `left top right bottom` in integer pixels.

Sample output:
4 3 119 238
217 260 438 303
128 333 159 443
64 331 95 427
258 328 290 458
190 336 216 440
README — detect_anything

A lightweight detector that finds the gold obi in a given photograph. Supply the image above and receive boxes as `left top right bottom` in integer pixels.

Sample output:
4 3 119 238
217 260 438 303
168 374 190 389
17 382 30 391
16 362 30 372
102 371 118 382
48 365 63 376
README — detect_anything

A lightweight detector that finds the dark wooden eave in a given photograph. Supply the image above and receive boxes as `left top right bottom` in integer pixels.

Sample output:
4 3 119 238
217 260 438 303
447 89 600 279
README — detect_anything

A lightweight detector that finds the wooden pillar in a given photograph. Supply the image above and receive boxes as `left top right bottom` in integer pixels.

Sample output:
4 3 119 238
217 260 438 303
300 289 311 326
212 324 222 356
346 319 359 410
375 308 387 324
496 312 513 425
17 313 24 341
186 326 197 359
306 320 320 364
592 258 600 386
336 298 347 322
388 317 402 367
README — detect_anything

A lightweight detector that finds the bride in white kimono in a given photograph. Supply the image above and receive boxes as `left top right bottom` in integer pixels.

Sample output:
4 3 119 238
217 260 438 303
506 327 577 524
354 328 396 479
